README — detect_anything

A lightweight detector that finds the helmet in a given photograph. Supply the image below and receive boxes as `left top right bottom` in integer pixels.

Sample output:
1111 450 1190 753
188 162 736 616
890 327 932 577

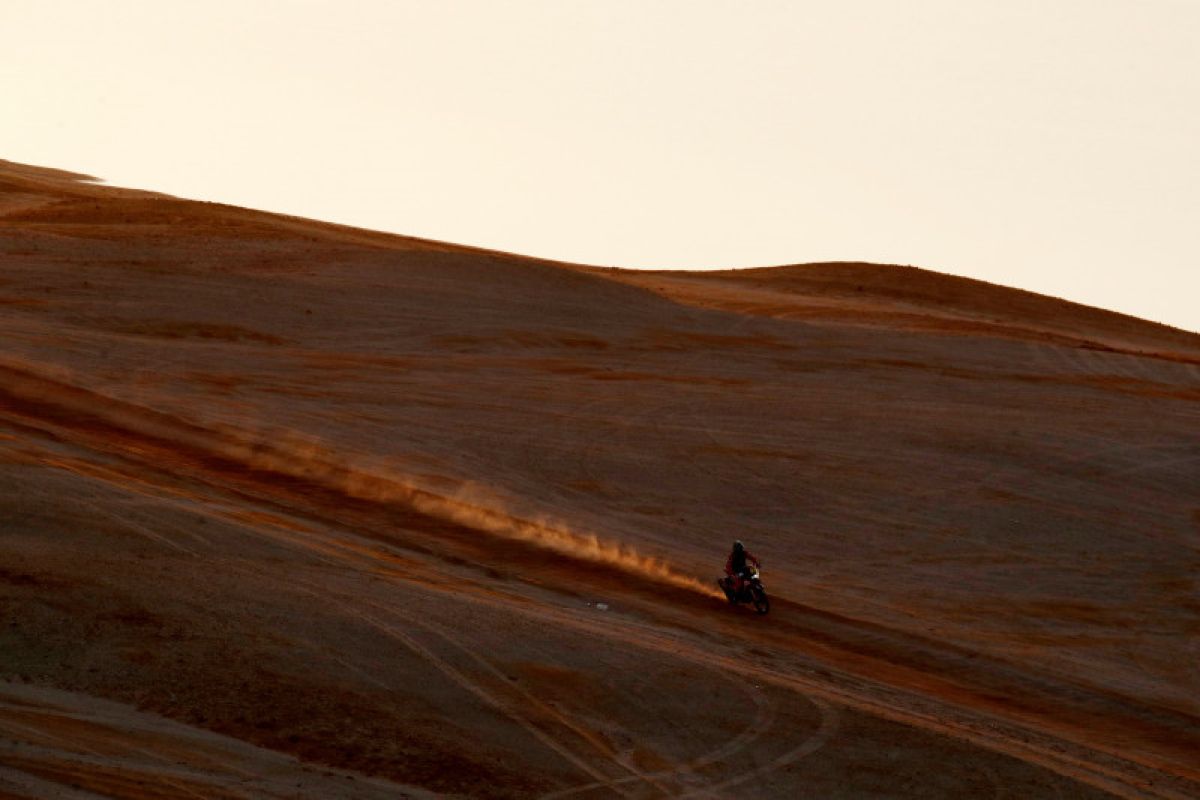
733 540 744 552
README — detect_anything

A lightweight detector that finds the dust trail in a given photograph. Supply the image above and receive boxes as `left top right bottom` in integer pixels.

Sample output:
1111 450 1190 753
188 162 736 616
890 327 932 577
0 358 715 595
235 429 714 594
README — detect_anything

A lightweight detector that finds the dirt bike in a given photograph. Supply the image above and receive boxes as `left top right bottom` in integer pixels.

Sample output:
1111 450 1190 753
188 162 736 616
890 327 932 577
718 566 770 615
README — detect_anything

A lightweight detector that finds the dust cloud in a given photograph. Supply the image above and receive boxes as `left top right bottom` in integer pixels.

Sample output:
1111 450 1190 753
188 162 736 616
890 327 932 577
0 357 714 595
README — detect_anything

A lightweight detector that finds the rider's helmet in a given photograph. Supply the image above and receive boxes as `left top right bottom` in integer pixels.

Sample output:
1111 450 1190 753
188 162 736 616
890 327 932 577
733 540 744 553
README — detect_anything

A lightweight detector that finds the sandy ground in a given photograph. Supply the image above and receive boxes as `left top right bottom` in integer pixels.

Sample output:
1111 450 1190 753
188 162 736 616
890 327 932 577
0 159 1197 798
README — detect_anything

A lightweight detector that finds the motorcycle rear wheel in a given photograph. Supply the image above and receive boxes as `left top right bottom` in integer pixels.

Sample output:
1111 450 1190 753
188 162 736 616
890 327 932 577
718 578 737 604
752 588 770 615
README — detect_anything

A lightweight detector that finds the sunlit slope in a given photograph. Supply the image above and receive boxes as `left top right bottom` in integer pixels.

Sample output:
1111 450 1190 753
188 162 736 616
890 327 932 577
584 262 1200 354
2 159 1197 798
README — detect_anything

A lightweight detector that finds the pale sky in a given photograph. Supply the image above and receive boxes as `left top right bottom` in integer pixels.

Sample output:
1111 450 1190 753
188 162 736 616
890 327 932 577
4 1 1199 332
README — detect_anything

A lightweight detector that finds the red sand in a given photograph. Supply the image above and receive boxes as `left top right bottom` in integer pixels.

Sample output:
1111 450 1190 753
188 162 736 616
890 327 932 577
0 159 1197 798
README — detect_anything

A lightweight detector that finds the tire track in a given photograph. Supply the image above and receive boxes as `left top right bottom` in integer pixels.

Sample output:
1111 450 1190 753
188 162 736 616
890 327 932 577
406 613 687 799
305 592 644 799
672 697 839 799
539 683 777 800
75 494 203 558
347 591 696 798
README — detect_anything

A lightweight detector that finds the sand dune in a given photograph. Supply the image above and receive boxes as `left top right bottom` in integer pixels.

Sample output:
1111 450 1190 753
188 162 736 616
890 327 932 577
0 159 1197 798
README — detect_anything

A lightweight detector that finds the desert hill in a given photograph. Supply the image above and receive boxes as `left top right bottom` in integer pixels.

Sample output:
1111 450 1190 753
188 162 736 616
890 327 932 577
0 159 1197 798
592 261 1200 355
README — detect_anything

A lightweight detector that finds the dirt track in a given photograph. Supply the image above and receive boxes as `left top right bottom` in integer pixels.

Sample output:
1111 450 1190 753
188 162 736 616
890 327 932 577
1 160 1197 798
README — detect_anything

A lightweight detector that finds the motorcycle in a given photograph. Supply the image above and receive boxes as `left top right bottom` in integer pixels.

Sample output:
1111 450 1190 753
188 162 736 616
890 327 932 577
718 566 770 615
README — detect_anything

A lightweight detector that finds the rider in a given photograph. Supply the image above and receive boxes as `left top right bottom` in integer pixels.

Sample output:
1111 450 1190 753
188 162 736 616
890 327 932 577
724 540 761 595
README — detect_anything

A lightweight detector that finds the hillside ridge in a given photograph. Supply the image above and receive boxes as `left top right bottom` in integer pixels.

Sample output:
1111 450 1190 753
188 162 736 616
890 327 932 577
4 158 1195 348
